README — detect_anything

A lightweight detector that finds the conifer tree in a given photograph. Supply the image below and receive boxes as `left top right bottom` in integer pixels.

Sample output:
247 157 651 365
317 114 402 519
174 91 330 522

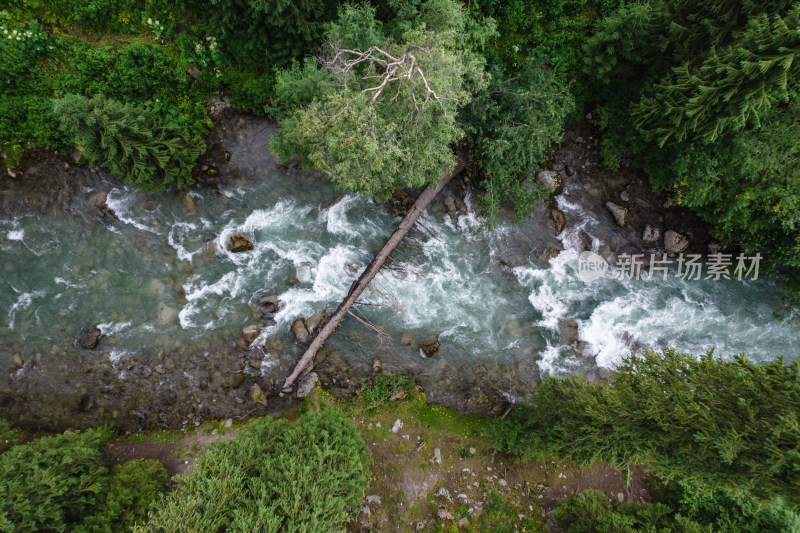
634 5 800 145
53 94 203 191
488 349 800 506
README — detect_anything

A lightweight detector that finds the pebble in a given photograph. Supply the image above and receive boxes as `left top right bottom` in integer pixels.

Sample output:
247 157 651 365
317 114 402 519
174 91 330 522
366 495 381 504
391 419 403 433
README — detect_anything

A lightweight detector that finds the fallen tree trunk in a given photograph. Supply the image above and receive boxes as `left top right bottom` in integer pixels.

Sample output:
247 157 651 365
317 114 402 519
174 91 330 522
282 158 465 392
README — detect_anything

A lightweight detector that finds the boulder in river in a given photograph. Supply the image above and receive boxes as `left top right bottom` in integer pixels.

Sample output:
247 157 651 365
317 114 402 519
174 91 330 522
547 206 566 237
642 224 661 244
291 318 310 343
252 294 283 317
420 335 440 356
537 170 564 196
226 234 254 253
242 325 260 343
558 319 579 345
77 327 101 350
664 230 689 253
606 202 628 227
304 308 327 335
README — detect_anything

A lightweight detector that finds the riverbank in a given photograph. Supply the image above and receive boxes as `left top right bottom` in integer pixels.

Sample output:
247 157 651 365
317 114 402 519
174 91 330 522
100 380 655 532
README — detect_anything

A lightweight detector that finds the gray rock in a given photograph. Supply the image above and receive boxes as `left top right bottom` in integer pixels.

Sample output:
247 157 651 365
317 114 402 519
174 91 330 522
606 202 628 227
242 325 260 343
547 207 566 236
304 308 327 335
558 319 579 345
77 328 101 350
537 170 564 196
391 419 403 433
366 495 382 504
433 447 442 464
620 190 631 202
226 234 253 253
420 335 441 356
437 509 454 520
291 318 310 343
664 230 689 253
435 487 452 501
642 224 661 244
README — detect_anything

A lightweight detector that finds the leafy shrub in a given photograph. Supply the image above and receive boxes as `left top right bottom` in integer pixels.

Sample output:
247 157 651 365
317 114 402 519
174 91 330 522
53 94 204 191
359 372 416 407
462 54 575 221
137 408 371 532
0 426 168 532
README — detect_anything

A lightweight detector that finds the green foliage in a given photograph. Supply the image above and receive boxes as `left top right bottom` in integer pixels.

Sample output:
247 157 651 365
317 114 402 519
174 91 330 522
0 421 22 454
581 2 657 85
634 5 800 146
54 39 195 106
78 460 170 533
272 0 492 199
0 426 168 533
656 480 800 533
53 94 204 191
359 372 416 407
488 348 800 506
463 54 575 221
555 489 711 533
180 0 338 72
138 408 371 532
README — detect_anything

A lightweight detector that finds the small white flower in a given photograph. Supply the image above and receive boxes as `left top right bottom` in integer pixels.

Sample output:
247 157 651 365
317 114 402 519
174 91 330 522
147 18 152 24
154 20 159 25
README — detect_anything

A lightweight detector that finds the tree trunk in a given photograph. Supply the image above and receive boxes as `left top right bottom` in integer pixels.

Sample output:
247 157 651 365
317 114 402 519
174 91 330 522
282 158 465 392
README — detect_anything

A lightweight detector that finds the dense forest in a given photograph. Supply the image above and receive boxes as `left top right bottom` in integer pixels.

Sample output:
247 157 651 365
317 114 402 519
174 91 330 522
1 0 799 531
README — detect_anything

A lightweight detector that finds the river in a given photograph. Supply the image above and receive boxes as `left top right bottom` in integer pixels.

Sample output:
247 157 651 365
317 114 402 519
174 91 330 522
1 116 797 429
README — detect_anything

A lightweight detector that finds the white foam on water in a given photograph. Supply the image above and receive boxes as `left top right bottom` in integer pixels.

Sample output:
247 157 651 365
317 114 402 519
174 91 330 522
106 188 161 234
7 288 46 330
168 222 201 262
97 321 133 337
54 276 83 289
7 229 23 241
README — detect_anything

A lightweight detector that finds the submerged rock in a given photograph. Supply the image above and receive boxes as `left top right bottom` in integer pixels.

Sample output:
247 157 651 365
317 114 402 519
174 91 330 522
558 319 579 345
664 230 689 253
400 330 415 346
77 327 101 350
291 318 310 343
226 234 254 253
420 335 440 356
